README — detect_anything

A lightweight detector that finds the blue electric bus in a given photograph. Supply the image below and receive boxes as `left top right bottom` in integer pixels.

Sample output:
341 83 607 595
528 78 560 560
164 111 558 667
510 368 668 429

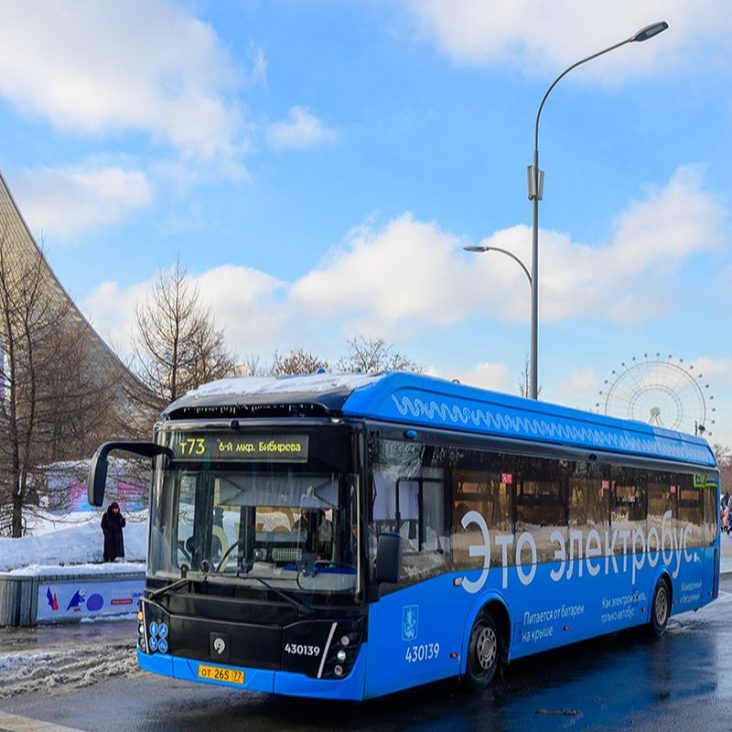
88 372 719 700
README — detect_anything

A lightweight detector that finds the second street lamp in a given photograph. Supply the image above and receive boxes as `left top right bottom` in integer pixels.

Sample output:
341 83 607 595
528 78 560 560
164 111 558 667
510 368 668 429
526 21 668 400
464 245 532 285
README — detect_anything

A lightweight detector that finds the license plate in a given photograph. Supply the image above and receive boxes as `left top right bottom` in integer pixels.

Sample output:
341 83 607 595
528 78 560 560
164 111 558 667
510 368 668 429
197 664 245 685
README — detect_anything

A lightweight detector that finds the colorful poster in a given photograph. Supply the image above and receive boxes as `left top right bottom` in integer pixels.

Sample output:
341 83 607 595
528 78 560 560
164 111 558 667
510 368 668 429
36 579 143 622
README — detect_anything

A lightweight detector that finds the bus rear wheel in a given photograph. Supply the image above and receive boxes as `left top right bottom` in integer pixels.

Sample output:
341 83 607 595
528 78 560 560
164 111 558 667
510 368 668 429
649 578 670 637
465 613 500 689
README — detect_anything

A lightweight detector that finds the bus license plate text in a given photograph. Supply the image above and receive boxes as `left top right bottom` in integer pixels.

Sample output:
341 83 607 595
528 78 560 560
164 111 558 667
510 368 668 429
197 664 245 684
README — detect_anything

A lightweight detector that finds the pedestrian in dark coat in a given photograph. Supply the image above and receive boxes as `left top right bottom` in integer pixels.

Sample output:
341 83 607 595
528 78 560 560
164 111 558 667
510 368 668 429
102 502 126 562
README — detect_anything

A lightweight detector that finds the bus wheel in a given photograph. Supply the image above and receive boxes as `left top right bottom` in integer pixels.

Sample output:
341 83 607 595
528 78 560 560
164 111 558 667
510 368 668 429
649 578 670 637
465 613 500 689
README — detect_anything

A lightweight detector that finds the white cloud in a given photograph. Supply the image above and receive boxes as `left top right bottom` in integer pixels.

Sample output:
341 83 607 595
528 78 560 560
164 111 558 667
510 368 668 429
83 265 286 356
267 107 336 150
689 357 732 390
290 214 472 334
251 49 268 86
81 167 726 364
689 357 732 378
557 368 600 397
0 0 246 161
84 278 150 353
475 167 723 324
409 1 732 82
195 265 287 353
289 166 724 331
11 162 154 241
429 362 514 393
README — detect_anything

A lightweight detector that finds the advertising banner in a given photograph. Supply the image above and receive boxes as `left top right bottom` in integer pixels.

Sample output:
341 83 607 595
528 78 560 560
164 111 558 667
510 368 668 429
37 578 143 622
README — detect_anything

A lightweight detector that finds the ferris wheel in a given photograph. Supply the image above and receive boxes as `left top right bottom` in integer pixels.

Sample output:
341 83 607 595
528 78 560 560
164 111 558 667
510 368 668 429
596 353 715 436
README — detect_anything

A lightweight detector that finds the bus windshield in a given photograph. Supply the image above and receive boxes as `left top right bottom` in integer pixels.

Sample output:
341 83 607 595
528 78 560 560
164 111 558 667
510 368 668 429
148 427 360 598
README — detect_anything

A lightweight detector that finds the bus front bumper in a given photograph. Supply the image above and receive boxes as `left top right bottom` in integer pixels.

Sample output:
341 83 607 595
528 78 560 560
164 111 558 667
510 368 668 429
137 647 368 701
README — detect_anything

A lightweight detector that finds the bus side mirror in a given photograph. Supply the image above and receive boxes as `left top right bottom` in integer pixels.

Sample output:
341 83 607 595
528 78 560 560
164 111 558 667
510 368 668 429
88 445 110 507
375 532 401 584
88 441 173 507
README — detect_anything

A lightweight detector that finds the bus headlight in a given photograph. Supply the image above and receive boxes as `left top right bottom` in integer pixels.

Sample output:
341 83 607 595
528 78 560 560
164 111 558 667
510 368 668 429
318 621 363 680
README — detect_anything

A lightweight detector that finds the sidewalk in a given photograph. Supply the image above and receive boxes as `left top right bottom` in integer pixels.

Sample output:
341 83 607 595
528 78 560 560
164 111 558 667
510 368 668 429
721 531 732 575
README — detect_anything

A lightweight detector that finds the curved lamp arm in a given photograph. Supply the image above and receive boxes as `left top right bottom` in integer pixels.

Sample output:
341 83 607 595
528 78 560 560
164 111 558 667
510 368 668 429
464 245 531 284
533 22 668 157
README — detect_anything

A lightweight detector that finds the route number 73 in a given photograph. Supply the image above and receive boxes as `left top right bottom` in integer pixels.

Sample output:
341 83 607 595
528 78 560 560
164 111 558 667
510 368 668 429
179 438 205 456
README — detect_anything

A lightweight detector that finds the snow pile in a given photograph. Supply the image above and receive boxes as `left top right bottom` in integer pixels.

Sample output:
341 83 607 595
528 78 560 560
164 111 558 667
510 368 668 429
0 510 148 572
175 371 384 400
8 562 145 577
0 644 138 698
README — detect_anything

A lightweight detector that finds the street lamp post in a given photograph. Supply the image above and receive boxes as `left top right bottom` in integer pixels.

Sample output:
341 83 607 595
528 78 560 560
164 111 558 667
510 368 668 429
526 21 668 400
464 244 532 392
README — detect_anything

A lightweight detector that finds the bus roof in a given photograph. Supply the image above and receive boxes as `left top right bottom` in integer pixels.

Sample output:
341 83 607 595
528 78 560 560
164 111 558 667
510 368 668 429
164 372 716 468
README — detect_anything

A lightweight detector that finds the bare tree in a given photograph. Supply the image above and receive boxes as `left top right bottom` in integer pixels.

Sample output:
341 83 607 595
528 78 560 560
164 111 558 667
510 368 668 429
336 336 420 373
239 353 266 377
714 444 732 495
517 354 542 398
271 349 329 376
0 225 121 536
133 261 237 405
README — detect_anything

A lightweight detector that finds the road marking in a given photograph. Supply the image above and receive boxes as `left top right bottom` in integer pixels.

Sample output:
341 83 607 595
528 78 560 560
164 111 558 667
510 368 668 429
0 711 81 732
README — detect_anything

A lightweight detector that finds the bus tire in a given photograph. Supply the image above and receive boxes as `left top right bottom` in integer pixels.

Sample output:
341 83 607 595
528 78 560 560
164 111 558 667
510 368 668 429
649 577 670 637
464 612 500 689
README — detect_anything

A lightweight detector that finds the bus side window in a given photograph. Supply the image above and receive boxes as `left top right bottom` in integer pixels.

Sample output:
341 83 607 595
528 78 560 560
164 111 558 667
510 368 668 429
647 473 676 542
703 482 718 545
452 456 512 567
611 468 646 554
421 479 445 552
395 468 447 581
368 440 448 585
568 461 606 549
678 473 704 547
514 456 566 563
175 474 198 567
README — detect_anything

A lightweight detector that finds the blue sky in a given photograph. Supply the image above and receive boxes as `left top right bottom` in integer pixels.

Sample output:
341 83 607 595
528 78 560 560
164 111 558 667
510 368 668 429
0 1 730 446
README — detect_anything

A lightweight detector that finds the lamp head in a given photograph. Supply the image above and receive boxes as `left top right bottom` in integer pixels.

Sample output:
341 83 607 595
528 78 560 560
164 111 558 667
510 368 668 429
463 246 488 253
630 21 668 42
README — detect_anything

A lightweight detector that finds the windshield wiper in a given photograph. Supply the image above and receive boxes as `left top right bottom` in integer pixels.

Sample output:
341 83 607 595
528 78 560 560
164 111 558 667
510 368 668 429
147 563 203 602
241 573 314 617
147 574 190 602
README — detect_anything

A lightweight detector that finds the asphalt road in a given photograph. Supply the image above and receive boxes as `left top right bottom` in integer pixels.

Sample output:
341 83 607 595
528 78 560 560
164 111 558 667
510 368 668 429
5 580 732 731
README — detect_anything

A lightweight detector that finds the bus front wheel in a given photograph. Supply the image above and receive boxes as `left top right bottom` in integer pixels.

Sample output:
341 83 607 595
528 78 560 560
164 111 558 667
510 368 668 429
465 613 500 689
649 578 670 637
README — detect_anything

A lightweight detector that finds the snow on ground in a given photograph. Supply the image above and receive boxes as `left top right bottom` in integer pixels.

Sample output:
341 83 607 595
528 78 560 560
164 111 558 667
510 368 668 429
0 643 139 699
0 510 148 572
0 510 146 698
8 562 145 576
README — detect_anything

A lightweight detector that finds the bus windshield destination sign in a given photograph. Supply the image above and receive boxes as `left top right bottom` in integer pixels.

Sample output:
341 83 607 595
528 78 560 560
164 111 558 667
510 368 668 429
172 433 309 462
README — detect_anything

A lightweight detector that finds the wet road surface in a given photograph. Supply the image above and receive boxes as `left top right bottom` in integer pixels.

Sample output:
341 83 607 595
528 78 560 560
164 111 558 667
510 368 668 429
0 618 135 654
4 582 732 731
